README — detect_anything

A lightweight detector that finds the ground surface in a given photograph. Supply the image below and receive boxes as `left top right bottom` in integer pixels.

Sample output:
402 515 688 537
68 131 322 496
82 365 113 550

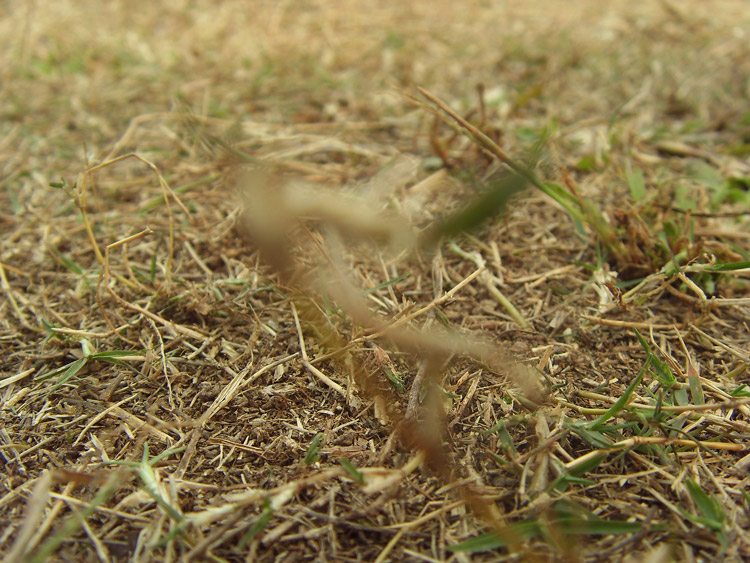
2 1 750 561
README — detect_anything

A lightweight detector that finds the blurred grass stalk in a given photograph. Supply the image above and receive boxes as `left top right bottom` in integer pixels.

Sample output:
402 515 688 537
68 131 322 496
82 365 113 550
416 87 628 263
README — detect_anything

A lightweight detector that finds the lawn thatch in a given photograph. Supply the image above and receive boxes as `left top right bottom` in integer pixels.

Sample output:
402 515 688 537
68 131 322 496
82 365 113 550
2 1 750 561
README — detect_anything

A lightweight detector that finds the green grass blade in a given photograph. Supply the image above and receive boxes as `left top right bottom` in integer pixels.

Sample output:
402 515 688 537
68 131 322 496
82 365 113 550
384 368 405 393
363 273 409 295
28 473 120 563
538 182 586 235
36 362 75 382
688 368 704 405
589 357 650 429
149 446 187 465
568 425 613 449
495 422 518 455
303 433 325 465
549 451 607 492
418 171 529 250
51 357 88 391
703 261 750 272
449 522 541 552
558 516 643 535
239 499 274 547
338 458 364 484
685 479 724 531
140 173 218 214
633 329 675 387
449 513 642 553
48 247 84 275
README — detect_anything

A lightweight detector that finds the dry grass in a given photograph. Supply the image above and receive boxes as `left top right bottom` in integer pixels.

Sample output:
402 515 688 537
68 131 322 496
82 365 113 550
2 1 750 561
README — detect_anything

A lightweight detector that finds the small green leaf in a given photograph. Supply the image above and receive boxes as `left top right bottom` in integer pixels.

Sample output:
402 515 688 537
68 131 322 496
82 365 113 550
551 474 597 492
674 386 689 406
549 451 607 492
149 445 187 465
491 452 509 466
674 184 696 211
515 127 541 144
39 347 145 390
626 168 647 202
561 517 642 535
434 307 452 327
495 422 518 455
41 319 68 343
688 161 728 206
36 362 74 382
575 155 597 172
105 443 186 523
81 339 95 358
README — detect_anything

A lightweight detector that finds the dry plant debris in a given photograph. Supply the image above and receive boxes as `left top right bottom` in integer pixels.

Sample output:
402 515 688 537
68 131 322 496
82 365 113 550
2 1 750 561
